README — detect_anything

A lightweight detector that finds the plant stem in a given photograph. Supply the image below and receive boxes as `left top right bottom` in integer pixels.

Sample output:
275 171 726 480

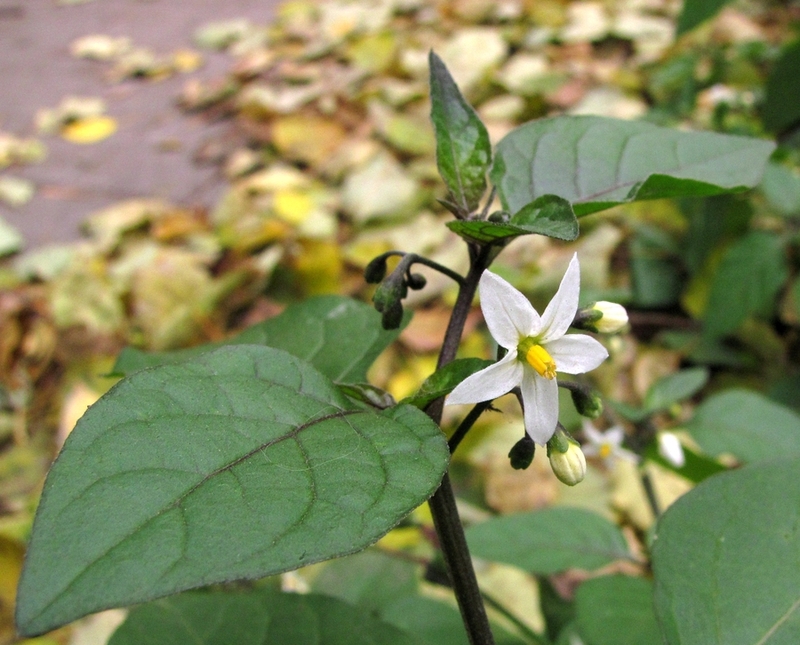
449 401 492 453
426 246 496 645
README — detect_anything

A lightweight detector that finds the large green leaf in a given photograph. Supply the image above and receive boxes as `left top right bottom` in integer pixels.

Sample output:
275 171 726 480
16 346 449 636
703 231 788 338
113 296 408 383
465 508 632 574
446 195 578 244
676 0 733 35
652 457 800 645
763 39 800 135
108 588 423 645
429 51 491 214
575 575 661 645
311 550 526 645
490 116 775 217
686 389 800 463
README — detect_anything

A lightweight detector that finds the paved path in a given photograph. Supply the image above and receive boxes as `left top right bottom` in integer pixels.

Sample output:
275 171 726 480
0 0 280 248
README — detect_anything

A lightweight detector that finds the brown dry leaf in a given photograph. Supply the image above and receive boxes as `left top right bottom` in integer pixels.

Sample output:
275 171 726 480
129 247 222 350
400 305 481 354
271 114 348 167
631 347 680 401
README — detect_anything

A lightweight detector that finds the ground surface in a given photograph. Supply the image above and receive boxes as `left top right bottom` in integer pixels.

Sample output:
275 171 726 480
0 0 280 248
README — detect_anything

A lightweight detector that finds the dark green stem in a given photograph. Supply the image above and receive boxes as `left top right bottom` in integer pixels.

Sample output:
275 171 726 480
426 245 496 645
407 254 466 286
449 401 493 453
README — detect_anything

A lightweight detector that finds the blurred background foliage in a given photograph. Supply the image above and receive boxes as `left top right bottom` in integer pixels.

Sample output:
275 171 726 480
1 0 800 643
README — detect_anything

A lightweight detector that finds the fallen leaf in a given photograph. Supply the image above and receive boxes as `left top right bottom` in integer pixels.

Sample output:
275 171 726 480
61 115 118 144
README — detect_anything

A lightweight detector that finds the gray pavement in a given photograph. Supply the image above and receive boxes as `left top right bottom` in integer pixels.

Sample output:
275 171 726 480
0 0 280 248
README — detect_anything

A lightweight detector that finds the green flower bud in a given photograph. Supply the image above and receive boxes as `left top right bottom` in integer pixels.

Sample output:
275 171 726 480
381 300 404 330
508 434 535 470
488 210 511 223
570 386 603 419
547 428 586 486
364 255 389 284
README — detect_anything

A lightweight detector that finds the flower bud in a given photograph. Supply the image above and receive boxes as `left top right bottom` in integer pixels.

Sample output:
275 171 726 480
380 300 404 330
407 273 427 290
569 385 603 419
508 434 535 470
364 255 389 284
547 429 586 486
658 432 685 468
573 301 628 334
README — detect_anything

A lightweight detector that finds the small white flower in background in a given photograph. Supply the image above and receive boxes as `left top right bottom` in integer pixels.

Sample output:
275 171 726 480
581 421 639 466
446 254 609 445
657 431 686 468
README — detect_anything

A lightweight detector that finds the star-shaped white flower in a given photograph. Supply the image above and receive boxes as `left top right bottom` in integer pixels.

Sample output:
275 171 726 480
581 421 639 466
446 254 609 445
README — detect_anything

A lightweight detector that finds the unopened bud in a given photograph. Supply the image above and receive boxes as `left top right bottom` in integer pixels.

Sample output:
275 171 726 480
547 429 586 486
508 434 536 470
381 300 404 330
407 273 427 290
657 432 685 468
573 302 628 334
488 210 511 223
364 255 389 284
569 385 603 419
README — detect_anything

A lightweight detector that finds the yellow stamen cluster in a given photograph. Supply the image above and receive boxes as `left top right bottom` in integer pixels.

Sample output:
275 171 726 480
518 337 557 379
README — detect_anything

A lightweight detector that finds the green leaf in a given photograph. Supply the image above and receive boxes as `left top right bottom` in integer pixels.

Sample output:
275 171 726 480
652 457 800 645
643 367 709 414
16 346 449 636
703 231 788 338
465 508 632 574
446 195 578 244
108 588 423 645
428 51 491 214
575 575 661 645
310 549 419 616
676 0 733 35
402 358 493 409
490 116 775 217
686 388 800 463
761 162 800 217
763 39 800 134
312 551 527 645
113 295 407 383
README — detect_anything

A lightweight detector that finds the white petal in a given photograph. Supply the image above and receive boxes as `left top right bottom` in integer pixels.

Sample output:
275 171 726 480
479 271 539 348
581 420 605 445
446 352 523 405
604 426 625 447
520 372 559 445
546 334 608 374
658 432 685 468
539 254 580 342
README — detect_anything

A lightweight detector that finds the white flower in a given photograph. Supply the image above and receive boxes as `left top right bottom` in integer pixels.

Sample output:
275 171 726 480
446 254 609 444
581 421 639 466
657 432 685 468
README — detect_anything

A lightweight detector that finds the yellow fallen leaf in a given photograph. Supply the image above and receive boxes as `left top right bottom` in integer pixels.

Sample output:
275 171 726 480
172 48 203 73
61 115 118 144
273 189 314 225
272 114 347 167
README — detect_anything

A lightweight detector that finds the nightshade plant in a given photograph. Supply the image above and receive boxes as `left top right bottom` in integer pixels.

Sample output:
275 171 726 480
15 52 788 645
